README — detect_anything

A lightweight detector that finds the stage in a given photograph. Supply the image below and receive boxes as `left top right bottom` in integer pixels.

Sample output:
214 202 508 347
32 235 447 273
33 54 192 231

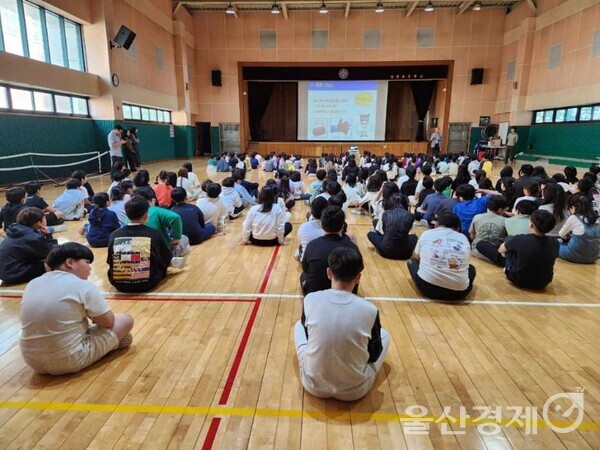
256 141 429 157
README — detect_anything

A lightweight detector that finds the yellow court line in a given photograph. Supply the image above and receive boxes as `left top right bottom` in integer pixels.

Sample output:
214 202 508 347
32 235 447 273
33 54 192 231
0 400 598 431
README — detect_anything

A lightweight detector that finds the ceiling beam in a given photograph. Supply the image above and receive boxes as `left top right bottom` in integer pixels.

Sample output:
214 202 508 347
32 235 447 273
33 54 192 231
525 0 536 12
406 1 418 18
232 3 239 18
344 1 350 18
282 2 288 19
458 0 475 15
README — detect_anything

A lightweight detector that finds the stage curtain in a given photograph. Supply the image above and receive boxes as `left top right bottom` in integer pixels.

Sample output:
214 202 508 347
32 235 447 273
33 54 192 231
385 82 419 141
248 82 297 141
410 80 437 142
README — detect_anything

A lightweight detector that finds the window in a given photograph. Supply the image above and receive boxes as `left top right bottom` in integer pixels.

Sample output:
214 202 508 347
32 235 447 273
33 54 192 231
45 11 65 66
580 106 592 121
535 111 544 124
0 0 24 55
11 88 33 110
593 106 600 121
0 83 88 115
544 110 553 123
566 108 577 122
555 109 566 123
122 102 171 123
0 0 85 70
72 97 87 115
23 2 45 62
0 86 8 108
33 91 52 112
123 104 132 119
55 95 72 114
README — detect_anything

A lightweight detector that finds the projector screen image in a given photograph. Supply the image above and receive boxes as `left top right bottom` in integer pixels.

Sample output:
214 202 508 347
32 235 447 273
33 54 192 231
298 81 389 141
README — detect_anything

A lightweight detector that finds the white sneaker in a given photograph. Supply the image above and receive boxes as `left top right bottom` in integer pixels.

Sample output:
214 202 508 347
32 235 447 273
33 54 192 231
351 210 363 216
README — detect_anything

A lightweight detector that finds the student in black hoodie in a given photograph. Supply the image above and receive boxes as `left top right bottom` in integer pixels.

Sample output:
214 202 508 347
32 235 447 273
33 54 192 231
0 207 57 284
0 187 26 231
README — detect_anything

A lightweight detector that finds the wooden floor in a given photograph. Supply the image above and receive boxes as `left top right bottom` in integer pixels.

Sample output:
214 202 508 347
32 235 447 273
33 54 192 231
0 158 599 449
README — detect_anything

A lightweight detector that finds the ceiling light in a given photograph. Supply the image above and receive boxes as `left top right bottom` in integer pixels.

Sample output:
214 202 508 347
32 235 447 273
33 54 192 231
424 1 434 12
226 2 235 14
473 1 482 11
319 1 328 14
271 2 281 14
375 1 384 13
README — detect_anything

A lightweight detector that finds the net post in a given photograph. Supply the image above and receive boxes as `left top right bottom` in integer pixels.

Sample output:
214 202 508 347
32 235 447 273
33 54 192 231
97 151 102 174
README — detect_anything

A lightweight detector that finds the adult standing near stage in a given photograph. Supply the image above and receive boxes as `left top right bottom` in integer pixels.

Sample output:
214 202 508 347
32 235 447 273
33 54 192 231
429 128 442 155
107 125 126 166
505 128 519 164
130 127 142 167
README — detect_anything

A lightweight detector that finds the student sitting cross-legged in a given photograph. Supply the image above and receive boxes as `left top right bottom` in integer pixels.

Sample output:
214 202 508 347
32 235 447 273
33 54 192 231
107 196 173 293
241 186 292 246
476 210 559 289
294 247 390 402
20 243 134 375
407 212 476 301
170 187 215 245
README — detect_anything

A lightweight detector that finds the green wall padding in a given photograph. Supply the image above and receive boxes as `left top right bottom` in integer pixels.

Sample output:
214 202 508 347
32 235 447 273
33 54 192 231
122 121 175 163
548 158 592 169
210 126 220 155
174 125 196 159
527 123 600 161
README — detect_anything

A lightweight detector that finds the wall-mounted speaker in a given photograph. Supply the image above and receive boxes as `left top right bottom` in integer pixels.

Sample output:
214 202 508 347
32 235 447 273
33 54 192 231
113 25 136 50
211 70 222 87
471 68 484 85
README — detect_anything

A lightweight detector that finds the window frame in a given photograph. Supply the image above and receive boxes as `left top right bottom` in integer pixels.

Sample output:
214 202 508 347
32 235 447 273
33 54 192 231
122 102 172 124
0 0 86 71
532 103 600 125
0 82 90 117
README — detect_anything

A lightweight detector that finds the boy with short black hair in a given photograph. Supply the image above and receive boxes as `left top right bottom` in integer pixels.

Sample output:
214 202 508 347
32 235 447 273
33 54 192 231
0 187 26 230
20 242 134 375
469 195 508 260
310 169 327 200
453 184 500 234
170 187 215 245
197 183 228 231
220 177 245 219
107 196 173 293
24 181 64 226
294 247 389 401
477 210 559 289
505 199 538 236
417 177 448 226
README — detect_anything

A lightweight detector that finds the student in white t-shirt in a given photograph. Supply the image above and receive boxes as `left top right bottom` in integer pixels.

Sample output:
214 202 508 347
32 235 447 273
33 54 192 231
19 243 134 375
407 212 476 301
295 197 327 260
294 247 389 401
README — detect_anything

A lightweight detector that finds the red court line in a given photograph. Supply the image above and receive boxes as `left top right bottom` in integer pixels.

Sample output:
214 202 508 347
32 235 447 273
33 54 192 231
202 246 280 450
201 417 221 450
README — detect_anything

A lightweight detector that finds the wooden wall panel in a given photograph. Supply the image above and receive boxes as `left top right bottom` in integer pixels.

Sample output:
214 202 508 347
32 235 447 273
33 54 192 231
258 141 428 157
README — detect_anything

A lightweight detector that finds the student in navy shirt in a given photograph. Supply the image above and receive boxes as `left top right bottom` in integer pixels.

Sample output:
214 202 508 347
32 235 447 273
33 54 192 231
452 185 501 234
416 177 449 224
170 187 215 245
84 193 121 248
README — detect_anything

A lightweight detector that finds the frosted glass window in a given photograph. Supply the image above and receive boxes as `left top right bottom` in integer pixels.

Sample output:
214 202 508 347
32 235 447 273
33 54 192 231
131 106 141 120
543 110 553 123
33 91 53 112
55 95 72 114
149 109 157 122
0 0 24 55
24 3 45 61
10 88 33 110
141 108 149 121
565 108 577 121
593 106 600 121
123 104 132 119
535 111 544 124
64 21 83 70
72 97 87 115
45 12 65 67
579 107 592 121
0 86 8 108
554 109 565 123
157 110 164 122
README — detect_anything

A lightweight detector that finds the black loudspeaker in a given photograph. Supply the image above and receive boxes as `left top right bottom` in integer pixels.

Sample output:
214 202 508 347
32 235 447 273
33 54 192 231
114 25 136 50
211 70 222 87
471 68 484 85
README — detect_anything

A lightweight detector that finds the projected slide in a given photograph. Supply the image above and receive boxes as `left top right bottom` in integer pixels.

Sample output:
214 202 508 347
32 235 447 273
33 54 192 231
298 81 388 141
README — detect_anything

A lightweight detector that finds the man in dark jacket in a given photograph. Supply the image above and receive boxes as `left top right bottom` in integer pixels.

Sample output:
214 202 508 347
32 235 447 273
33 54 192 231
0 207 57 284
367 193 417 260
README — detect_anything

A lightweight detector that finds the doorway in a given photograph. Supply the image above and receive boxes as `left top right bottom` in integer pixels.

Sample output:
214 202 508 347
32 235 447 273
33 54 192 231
447 122 471 153
195 122 211 156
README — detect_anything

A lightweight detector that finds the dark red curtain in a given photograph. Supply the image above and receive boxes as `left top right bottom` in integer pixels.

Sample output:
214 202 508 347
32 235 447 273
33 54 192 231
410 80 437 142
385 82 419 141
248 82 297 141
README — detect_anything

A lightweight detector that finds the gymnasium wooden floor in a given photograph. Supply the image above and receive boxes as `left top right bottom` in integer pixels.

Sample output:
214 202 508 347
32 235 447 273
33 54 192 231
0 157 599 449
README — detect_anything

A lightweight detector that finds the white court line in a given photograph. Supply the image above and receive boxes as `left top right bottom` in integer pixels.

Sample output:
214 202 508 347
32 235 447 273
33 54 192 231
1 289 599 308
